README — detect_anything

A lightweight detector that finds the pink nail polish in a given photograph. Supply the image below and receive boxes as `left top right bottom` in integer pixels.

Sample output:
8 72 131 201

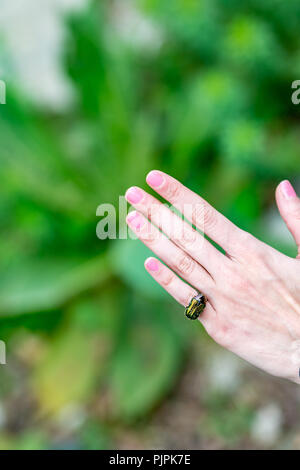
125 187 143 204
146 170 164 188
146 258 159 272
126 211 144 230
281 180 297 199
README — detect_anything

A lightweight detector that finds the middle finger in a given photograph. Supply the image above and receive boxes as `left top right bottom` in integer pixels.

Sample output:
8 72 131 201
125 186 227 277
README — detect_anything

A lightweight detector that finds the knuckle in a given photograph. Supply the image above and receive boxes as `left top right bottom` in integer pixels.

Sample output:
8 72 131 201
236 231 265 262
176 236 196 252
173 227 197 250
236 277 252 293
192 203 204 227
213 323 232 348
181 291 194 308
175 253 195 275
224 265 252 293
230 272 251 292
147 202 161 221
253 246 268 265
165 181 181 203
161 272 174 288
192 203 215 232
203 206 216 231
290 205 300 221
142 227 158 246
239 230 256 246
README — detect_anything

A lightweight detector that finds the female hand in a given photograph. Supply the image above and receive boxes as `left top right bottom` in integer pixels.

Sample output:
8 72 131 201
125 171 300 384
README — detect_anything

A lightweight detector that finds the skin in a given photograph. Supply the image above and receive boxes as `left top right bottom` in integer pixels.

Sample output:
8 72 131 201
125 171 300 384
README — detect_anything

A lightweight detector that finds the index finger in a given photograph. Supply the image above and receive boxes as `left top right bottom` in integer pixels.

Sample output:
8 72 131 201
146 170 249 257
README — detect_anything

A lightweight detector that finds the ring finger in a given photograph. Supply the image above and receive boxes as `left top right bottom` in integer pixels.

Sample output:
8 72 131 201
144 257 216 330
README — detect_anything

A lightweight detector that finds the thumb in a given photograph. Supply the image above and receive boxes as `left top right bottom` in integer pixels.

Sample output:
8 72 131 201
276 180 300 258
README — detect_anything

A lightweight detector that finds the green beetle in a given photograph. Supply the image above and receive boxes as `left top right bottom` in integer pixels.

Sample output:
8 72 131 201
185 293 206 320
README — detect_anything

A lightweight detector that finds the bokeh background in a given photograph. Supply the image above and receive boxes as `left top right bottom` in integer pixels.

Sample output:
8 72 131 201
0 0 300 450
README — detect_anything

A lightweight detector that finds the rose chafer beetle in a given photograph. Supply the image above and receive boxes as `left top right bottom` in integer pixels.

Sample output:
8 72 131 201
185 293 207 320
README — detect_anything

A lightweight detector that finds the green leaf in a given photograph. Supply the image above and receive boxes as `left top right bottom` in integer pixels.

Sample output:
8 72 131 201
109 306 186 421
170 69 249 169
0 431 48 451
0 255 111 316
220 119 266 169
142 0 222 58
32 327 98 416
222 15 284 77
32 290 121 416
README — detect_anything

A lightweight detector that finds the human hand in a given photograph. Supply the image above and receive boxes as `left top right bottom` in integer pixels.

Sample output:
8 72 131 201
125 172 300 384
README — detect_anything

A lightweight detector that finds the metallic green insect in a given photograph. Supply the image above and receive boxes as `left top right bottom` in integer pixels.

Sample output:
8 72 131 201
185 293 206 320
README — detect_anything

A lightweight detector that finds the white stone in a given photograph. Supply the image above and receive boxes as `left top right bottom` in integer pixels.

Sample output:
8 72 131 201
251 403 283 446
0 0 89 111
0 402 6 429
112 0 163 51
207 351 244 393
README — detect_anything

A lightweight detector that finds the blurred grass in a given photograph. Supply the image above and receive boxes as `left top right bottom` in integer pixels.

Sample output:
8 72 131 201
0 0 299 449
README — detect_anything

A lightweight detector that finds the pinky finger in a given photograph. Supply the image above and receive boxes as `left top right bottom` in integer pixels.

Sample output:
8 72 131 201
144 257 216 329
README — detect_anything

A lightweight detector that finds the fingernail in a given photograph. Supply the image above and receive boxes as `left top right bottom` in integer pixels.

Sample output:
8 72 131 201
145 258 159 272
146 170 164 188
281 180 297 199
126 211 144 230
125 187 143 204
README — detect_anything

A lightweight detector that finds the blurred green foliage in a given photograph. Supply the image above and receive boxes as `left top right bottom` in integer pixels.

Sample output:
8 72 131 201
202 391 254 444
0 0 299 449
